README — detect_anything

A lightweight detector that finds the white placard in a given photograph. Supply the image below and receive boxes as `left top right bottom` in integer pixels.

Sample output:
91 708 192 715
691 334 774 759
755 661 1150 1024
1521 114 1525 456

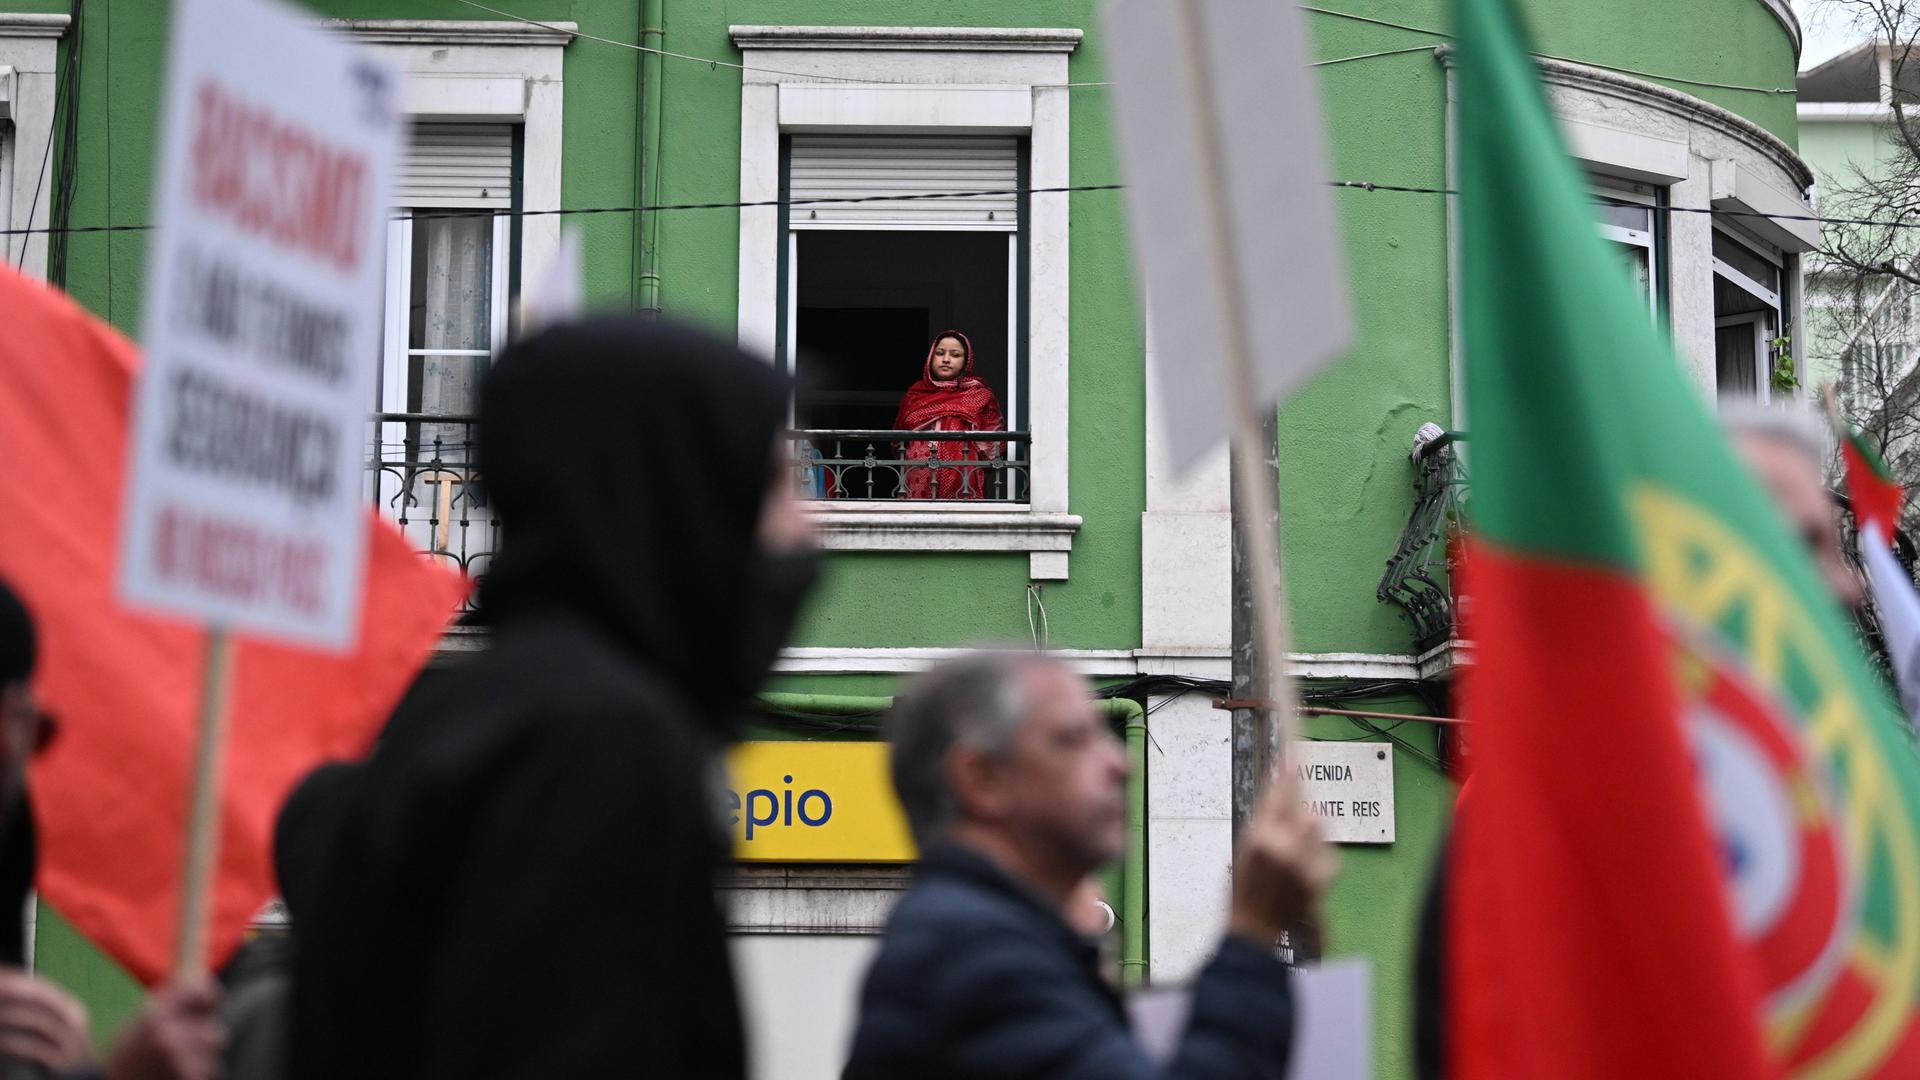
119 0 402 651
1294 742 1394 843
1289 958 1372 1079
1103 0 1353 475
1128 958 1372 1079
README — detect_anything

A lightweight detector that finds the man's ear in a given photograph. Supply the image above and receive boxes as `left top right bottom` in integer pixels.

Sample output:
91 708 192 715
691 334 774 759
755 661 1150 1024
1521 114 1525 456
945 744 1006 825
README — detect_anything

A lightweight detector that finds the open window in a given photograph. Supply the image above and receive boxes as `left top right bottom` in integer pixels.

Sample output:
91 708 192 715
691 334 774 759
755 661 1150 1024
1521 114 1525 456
781 135 1028 503
372 122 515 576
1713 225 1785 402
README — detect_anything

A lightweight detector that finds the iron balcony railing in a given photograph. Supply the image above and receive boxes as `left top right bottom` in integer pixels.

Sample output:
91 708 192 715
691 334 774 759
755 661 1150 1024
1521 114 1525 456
1377 431 1467 651
364 420 1030 602
368 412 495 604
786 430 1031 503
1836 491 1920 690
1376 432 1918 684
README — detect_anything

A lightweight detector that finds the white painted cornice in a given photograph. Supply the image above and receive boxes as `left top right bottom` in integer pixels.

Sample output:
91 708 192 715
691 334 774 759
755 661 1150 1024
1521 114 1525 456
0 14 70 38
324 19 576 48
731 25 1081 54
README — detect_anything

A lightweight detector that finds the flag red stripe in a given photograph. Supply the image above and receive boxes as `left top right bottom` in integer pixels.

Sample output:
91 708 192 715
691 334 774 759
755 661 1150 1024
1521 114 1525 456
1843 437 1903 540
1453 541 1775 1079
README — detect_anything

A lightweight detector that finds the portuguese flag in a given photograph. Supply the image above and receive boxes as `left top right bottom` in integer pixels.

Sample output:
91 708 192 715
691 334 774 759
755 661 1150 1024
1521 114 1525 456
1454 0 1920 1075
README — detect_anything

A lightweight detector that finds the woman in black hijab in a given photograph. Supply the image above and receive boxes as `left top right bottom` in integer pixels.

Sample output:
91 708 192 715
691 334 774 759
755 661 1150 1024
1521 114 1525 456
277 317 817 1079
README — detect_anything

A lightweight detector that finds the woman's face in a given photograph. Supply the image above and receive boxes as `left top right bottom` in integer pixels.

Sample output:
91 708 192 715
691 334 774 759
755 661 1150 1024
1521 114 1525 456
929 337 967 380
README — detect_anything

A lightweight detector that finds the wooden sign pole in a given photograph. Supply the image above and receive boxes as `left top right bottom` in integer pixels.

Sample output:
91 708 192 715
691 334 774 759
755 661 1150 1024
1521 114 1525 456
173 626 234 979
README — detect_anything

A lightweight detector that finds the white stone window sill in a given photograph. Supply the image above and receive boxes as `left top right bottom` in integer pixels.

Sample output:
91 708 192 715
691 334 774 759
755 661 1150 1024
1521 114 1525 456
804 504 1081 577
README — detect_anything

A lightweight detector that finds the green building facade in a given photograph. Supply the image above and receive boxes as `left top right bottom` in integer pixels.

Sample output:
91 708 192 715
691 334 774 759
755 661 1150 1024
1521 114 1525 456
0 1 1813 1076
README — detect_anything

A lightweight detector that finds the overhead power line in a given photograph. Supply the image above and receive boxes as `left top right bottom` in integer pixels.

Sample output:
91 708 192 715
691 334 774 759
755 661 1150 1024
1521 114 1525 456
5 181 1911 240
449 0 1795 97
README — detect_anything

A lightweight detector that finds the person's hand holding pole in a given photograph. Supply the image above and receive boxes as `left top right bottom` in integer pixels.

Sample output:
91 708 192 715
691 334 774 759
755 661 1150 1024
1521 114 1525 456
0 968 95 1074
104 979 222 1080
1228 765 1338 946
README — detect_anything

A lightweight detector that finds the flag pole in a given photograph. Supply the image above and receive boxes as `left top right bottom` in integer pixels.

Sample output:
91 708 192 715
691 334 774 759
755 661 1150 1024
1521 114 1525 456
1166 0 1303 789
173 625 234 979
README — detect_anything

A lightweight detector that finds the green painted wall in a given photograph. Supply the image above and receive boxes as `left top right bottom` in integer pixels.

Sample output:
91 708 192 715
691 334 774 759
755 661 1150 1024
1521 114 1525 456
1801 118 1895 185
1301 701 1452 1080
0 1 1802 1076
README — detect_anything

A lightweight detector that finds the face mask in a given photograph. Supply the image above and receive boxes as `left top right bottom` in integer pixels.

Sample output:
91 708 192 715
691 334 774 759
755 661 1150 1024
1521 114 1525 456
721 548 822 714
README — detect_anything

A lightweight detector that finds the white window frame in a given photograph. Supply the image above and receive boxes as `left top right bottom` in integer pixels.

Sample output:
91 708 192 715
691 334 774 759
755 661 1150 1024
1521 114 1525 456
0 14 69 280
731 26 1083 580
378 211 512 414
329 18 571 327
783 169 1025 503
1713 222 1784 311
1712 223 1785 402
1715 312 1773 402
1592 182 1660 312
1447 55 1820 414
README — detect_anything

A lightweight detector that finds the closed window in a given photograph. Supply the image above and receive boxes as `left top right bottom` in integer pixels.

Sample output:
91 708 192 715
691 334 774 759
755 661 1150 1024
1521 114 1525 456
371 123 514 576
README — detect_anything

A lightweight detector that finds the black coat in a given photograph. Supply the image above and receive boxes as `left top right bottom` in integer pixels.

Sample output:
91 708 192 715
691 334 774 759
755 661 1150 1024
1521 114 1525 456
843 846 1297 1080
277 317 791 1079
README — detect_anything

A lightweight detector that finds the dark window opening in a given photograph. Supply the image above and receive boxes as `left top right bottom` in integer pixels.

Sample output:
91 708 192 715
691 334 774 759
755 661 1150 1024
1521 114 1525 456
793 230 1014 430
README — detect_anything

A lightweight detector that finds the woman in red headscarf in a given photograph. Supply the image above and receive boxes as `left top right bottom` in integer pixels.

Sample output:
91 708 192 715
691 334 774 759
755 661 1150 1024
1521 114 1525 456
894 330 1005 500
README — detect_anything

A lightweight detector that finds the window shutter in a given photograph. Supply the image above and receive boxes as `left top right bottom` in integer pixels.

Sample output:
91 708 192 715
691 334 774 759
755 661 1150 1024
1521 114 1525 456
789 135 1018 231
396 123 514 209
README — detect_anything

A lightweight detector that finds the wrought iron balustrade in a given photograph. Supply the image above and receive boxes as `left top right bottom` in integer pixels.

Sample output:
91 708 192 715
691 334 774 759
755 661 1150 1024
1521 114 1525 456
1377 430 1467 650
786 430 1031 503
1376 432 1919 682
367 412 495 601
1836 492 1920 691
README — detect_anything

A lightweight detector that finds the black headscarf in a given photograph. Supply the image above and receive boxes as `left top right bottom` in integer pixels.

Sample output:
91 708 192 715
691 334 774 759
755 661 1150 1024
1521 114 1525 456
0 579 34 689
0 580 35 967
476 316 791 709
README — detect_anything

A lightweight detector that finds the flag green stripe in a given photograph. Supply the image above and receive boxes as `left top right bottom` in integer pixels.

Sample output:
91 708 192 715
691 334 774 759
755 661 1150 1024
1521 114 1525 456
1457 0 1675 567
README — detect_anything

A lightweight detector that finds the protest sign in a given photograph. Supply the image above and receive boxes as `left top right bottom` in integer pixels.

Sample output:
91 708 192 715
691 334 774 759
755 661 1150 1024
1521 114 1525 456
1103 0 1352 476
1104 0 1355 787
121 0 402 652
117 0 403 975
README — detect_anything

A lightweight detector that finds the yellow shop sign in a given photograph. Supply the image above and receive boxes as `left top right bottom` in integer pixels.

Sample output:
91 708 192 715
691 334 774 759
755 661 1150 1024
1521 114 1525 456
725 741 917 862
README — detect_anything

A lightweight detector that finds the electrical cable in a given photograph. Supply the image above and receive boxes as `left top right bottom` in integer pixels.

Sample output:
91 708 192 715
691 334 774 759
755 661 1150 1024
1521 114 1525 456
47 0 84 286
447 0 1114 89
12 0 75 271
1312 44 1440 68
1299 5 1795 95
1025 583 1051 652
0 183 1125 237
452 0 1793 99
11 180 1903 239
13 90 56 272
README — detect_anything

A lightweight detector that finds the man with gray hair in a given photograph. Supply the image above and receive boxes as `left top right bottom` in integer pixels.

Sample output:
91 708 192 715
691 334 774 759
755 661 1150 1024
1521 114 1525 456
1721 403 1863 612
843 653 1334 1079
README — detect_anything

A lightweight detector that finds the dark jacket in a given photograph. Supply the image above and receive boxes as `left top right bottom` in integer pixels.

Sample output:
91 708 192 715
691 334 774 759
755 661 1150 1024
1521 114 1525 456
843 846 1296 1080
277 318 791 1080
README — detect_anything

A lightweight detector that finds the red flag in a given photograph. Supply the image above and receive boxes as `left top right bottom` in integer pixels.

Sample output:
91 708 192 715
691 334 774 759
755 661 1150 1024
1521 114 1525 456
0 266 464 984
1841 428 1904 540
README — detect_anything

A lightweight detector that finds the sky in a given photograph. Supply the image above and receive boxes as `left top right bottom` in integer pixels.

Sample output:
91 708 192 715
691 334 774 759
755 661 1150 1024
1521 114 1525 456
1797 0 1873 70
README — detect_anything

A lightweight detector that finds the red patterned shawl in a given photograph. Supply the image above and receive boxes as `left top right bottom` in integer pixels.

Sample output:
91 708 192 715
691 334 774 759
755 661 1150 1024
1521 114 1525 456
893 331 1005 499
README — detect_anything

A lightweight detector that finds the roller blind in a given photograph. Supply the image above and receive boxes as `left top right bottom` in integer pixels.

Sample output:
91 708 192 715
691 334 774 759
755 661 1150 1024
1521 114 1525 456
396 123 514 209
789 135 1018 231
